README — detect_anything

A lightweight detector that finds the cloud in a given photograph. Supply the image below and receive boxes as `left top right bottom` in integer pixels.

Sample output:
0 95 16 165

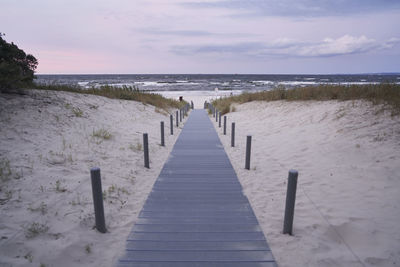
182 0 400 17
171 35 400 58
298 35 377 57
136 28 256 38
138 28 214 37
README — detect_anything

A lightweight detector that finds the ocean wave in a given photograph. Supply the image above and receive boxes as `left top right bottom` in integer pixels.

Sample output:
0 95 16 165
279 81 317 86
251 80 275 85
78 82 89 87
36 74 400 92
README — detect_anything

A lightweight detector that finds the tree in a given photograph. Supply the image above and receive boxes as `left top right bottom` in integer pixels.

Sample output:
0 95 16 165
0 33 38 91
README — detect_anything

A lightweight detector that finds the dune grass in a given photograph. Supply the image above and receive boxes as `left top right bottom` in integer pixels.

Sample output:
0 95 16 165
212 83 400 115
27 83 186 110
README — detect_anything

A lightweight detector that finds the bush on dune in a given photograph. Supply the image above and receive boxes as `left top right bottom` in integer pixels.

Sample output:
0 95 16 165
0 33 38 92
0 33 184 111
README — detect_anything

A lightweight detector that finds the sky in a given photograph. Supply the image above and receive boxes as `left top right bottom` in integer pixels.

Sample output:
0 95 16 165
1 0 400 74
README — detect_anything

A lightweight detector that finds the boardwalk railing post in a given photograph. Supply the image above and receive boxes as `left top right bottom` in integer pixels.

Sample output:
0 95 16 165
219 112 222 127
245 135 252 170
160 121 165 147
143 133 150 168
176 111 179 127
191 101 194 109
223 116 227 134
216 110 218 122
212 106 215 117
180 109 182 122
90 167 106 233
170 115 173 135
283 170 298 235
231 122 235 147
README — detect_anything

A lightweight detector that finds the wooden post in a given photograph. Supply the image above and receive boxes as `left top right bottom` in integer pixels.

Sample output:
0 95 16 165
223 116 227 134
283 170 298 235
143 133 150 168
160 121 165 147
231 122 235 147
245 135 252 170
170 115 173 135
90 167 106 233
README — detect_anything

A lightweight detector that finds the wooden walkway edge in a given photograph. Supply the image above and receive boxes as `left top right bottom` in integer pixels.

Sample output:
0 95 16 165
118 109 277 267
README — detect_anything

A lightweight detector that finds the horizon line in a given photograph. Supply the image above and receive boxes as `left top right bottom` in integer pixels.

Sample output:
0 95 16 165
36 72 400 76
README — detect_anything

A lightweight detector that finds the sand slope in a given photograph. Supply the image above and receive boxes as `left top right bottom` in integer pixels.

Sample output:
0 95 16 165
213 100 400 267
0 90 184 266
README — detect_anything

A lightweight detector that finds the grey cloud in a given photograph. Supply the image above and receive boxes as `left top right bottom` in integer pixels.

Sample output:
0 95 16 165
182 0 400 17
137 28 256 38
139 28 214 36
170 35 400 58
172 42 263 54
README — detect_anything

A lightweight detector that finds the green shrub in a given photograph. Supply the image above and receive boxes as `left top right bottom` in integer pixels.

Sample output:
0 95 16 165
0 33 38 91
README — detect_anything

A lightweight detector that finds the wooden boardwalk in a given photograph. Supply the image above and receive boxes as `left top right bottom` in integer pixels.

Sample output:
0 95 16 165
118 110 277 267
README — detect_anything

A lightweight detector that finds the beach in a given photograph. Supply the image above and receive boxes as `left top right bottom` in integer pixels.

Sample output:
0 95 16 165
211 100 400 267
1 89 399 266
0 89 185 266
154 89 238 110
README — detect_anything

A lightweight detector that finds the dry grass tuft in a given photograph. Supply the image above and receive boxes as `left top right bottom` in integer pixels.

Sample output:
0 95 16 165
28 84 187 110
25 222 49 238
212 84 400 115
92 128 112 140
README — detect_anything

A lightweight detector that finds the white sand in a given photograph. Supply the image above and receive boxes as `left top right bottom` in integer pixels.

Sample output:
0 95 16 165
155 89 240 109
211 100 400 267
2 89 400 267
0 89 187 266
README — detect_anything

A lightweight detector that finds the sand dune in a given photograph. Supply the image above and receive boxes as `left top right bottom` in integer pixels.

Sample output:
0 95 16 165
0 89 185 266
2 90 399 266
212 100 400 267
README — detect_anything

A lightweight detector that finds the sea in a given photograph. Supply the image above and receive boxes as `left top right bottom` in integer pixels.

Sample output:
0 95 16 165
36 74 400 94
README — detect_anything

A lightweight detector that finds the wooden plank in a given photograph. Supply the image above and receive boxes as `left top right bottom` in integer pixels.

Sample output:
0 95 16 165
127 232 266 241
132 224 262 233
124 240 270 251
119 250 275 261
118 110 276 266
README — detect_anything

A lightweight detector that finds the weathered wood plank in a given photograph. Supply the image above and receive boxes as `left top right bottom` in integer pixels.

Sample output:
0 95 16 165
118 110 277 267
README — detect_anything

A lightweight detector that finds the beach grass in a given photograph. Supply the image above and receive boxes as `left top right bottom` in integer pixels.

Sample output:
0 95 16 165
92 128 112 140
27 83 186 110
212 83 400 115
